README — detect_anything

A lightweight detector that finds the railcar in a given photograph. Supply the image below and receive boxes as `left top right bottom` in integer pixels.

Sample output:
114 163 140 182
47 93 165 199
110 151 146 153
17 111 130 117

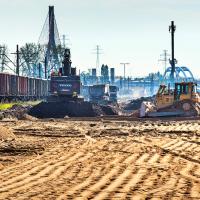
0 72 48 102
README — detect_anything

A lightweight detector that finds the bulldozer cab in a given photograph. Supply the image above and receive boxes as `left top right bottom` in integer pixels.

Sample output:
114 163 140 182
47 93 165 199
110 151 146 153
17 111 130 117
174 82 197 101
155 84 174 109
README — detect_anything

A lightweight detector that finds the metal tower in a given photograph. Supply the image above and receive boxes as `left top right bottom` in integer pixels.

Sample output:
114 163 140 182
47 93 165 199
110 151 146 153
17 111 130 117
38 6 61 78
159 50 170 73
93 45 103 76
169 21 177 82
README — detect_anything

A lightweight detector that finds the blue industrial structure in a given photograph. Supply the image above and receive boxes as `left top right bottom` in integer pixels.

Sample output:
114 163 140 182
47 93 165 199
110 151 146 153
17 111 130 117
163 66 195 83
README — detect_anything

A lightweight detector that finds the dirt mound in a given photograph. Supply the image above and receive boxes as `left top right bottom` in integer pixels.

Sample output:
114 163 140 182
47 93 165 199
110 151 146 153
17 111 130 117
28 101 119 118
0 105 31 120
121 96 154 111
0 126 15 140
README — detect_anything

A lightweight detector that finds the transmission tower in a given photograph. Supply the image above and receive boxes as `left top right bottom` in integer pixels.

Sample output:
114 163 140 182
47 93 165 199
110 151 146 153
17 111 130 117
38 6 61 78
93 45 103 76
159 50 170 72
62 34 71 48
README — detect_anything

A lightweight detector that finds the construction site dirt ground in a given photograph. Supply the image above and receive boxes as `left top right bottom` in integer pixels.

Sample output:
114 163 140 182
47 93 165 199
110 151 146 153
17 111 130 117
0 117 200 199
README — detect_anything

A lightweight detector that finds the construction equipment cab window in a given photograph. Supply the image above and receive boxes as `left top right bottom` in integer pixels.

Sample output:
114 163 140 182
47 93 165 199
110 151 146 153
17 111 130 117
175 82 196 101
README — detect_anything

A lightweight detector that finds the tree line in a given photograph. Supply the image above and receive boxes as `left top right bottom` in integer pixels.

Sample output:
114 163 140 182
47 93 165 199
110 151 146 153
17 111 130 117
0 43 65 78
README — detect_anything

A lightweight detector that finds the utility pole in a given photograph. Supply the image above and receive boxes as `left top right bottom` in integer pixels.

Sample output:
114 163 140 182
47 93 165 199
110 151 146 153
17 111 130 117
169 21 177 82
11 45 21 76
159 50 170 73
120 62 130 88
120 62 130 80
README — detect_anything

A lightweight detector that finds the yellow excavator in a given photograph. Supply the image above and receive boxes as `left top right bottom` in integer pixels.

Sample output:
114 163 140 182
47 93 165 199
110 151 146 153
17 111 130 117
140 82 200 117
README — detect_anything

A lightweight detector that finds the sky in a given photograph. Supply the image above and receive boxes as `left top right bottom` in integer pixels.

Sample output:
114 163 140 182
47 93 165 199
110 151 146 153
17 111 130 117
0 0 200 78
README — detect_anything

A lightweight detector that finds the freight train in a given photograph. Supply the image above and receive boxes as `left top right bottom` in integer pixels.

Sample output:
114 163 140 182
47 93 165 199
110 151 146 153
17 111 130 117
0 72 48 102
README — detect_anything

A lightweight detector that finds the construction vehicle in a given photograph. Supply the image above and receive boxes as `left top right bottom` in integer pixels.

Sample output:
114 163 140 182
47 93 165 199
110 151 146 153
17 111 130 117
140 82 200 117
47 48 82 102
109 85 118 102
88 84 110 104
88 84 119 105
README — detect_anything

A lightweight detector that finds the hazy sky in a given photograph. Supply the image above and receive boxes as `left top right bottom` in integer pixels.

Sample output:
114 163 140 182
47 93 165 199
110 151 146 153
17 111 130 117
0 0 200 77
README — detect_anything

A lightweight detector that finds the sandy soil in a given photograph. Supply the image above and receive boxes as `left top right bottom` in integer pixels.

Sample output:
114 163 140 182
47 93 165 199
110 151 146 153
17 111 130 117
0 117 200 199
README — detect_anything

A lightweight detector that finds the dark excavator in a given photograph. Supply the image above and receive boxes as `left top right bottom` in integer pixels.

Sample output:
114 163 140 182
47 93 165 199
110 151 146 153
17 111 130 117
47 48 82 102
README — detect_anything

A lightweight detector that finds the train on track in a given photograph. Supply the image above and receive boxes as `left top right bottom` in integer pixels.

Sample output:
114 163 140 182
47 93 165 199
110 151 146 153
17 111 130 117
0 72 48 102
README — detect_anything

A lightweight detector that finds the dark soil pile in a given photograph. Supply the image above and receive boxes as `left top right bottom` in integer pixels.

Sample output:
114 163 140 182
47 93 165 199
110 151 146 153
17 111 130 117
0 105 31 120
122 96 154 111
28 101 119 118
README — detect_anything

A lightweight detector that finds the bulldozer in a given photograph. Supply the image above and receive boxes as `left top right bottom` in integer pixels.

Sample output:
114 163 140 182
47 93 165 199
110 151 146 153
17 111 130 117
140 82 200 117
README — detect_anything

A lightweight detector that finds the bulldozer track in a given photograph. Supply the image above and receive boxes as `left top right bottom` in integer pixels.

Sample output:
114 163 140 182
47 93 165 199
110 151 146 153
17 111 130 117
0 120 200 199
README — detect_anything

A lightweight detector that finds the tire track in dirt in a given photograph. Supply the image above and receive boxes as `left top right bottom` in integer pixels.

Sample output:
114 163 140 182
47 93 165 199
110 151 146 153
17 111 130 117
56 143 135 200
135 153 173 199
57 159 123 200
76 153 150 200
0 144 65 178
161 139 180 149
0 152 92 198
134 152 176 199
175 142 193 152
9 152 94 200
166 141 186 151
22 161 84 200
24 144 126 199
0 151 76 188
146 167 178 198
0 152 83 193
180 162 200 183
110 153 162 199
157 156 200 199
127 136 200 198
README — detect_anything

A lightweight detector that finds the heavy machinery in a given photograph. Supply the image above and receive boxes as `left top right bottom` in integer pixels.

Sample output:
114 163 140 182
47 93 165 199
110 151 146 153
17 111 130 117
47 48 82 102
88 84 118 105
140 82 200 117
88 84 110 104
109 85 118 102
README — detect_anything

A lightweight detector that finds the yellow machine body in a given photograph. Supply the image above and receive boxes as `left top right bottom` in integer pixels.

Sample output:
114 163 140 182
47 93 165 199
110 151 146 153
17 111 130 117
155 82 200 109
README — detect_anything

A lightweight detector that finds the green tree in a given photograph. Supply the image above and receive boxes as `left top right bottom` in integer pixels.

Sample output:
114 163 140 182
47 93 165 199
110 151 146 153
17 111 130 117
20 43 42 77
